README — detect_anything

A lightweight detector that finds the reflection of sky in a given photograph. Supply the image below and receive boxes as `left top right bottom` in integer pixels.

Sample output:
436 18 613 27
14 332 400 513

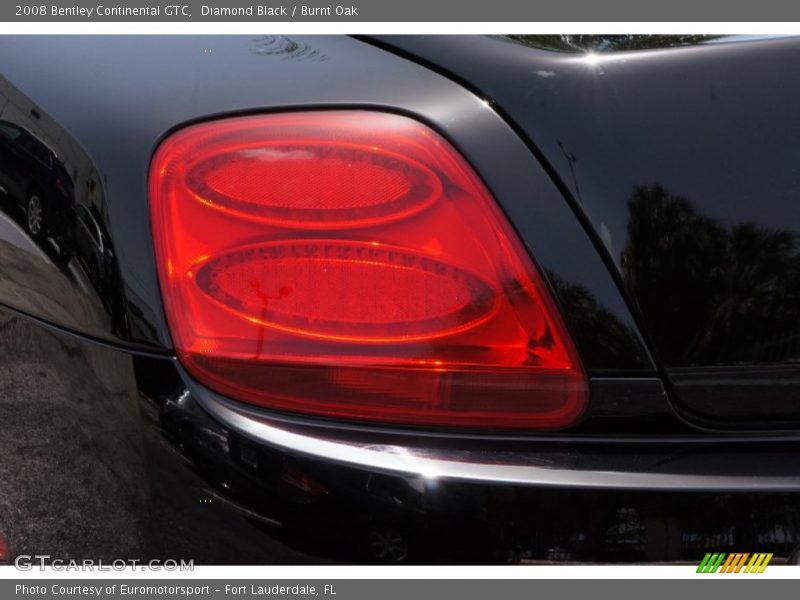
507 39 800 265
0 36 397 327
375 35 800 271
705 34 798 45
554 60 800 264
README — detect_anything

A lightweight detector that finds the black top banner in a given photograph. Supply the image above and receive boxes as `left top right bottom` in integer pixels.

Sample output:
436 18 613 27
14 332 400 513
4 0 800 21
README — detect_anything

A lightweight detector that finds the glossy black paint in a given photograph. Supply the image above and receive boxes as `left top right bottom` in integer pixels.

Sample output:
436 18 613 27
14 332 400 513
0 73 128 342
2 35 800 565
0 35 650 373
2 304 800 565
371 34 800 424
0 119 75 252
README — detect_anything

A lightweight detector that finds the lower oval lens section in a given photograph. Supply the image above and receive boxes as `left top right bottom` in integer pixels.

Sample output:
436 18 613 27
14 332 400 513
194 241 499 342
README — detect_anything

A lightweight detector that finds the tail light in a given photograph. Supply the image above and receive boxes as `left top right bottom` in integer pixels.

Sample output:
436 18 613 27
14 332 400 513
150 111 586 430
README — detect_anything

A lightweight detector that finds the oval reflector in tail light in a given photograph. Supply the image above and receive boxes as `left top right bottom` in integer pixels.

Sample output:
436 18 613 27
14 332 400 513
150 111 587 430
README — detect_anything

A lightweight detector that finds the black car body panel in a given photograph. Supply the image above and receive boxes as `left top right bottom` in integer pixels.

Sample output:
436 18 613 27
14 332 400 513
1 35 799 565
370 35 800 427
0 117 75 254
0 35 650 372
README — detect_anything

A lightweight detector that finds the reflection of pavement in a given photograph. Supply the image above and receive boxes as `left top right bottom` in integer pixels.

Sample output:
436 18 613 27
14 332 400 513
0 309 335 563
0 310 148 559
0 209 52 266
66 256 92 297
0 209 93 298
0 211 110 338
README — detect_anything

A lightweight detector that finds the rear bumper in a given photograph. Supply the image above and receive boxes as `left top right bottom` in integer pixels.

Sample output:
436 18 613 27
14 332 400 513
3 305 800 565
155 379 800 563
180 362 800 492
148 357 800 563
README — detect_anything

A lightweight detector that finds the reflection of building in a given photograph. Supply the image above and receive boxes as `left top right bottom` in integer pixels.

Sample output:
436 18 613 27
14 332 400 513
0 75 126 339
0 75 102 218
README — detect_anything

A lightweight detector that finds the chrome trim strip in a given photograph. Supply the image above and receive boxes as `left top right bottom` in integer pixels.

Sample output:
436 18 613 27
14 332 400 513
185 376 800 492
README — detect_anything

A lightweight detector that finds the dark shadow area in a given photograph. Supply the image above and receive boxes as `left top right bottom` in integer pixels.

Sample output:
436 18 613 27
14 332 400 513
547 272 647 372
621 184 800 366
620 184 800 426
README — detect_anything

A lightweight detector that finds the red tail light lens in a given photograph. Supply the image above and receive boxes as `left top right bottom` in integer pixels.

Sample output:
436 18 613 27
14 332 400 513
150 111 587 430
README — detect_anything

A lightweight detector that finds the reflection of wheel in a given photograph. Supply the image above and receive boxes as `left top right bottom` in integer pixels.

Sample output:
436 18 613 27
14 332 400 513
788 546 800 565
366 525 411 564
26 194 45 239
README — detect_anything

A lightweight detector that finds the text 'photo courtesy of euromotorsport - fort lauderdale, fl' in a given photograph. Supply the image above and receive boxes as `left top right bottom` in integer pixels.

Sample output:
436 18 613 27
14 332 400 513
15 584 326 597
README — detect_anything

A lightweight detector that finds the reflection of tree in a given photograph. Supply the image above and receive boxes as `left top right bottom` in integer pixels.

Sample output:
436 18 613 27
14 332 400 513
505 35 723 54
621 184 800 365
547 272 648 369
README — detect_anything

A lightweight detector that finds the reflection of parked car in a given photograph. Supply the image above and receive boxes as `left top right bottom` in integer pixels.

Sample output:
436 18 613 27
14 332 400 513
0 119 74 255
74 203 113 291
73 201 129 336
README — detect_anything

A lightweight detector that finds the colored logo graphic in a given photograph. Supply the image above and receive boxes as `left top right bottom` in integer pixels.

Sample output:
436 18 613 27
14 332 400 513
0 532 8 563
697 553 773 573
